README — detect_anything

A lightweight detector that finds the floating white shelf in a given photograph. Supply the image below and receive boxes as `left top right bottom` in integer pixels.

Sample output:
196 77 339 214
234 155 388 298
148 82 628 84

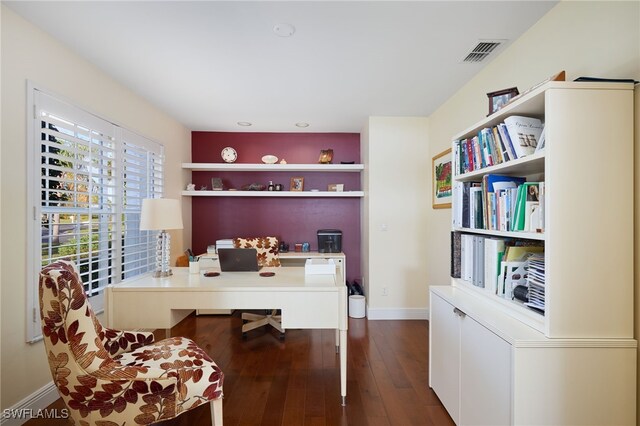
182 190 364 198
182 163 364 172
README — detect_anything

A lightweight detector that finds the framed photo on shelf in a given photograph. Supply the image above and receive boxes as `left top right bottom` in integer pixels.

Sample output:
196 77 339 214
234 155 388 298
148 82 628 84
432 148 452 209
211 177 223 191
290 177 304 191
487 87 519 115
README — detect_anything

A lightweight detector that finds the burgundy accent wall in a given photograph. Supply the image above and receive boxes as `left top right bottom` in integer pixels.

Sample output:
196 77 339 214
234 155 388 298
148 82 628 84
190 132 362 281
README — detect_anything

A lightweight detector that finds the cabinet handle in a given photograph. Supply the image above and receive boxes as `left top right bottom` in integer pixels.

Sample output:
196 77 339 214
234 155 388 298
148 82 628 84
453 307 466 318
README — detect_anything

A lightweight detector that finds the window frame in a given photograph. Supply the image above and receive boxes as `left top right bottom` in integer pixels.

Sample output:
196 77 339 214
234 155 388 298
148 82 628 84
26 83 164 342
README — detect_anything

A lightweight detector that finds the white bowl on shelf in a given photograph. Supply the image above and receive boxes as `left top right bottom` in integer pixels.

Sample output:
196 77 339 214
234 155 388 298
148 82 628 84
261 155 278 164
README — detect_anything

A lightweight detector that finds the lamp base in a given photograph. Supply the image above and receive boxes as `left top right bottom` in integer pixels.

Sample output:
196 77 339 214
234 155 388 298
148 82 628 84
152 230 173 278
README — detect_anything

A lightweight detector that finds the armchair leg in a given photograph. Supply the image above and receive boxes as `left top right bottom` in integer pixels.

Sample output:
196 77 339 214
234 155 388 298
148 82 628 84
210 398 223 426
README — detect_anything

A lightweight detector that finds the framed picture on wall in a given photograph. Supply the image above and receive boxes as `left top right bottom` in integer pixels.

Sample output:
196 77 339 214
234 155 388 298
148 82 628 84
432 148 452 209
290 177 304 191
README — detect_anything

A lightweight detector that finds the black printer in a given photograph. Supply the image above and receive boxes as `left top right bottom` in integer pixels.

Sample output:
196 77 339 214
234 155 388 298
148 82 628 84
317 229 342 253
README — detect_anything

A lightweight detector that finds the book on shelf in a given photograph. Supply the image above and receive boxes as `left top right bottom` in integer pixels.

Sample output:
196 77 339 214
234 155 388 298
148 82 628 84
492 126 510 163
472 235 485 288
512 182 543 232
479 128 494 167
484 238 506 295
535 127 546 152
456 233 485 288
497 123 518 161
503 115 544 158
469 186 483 229
450 231 461 279
460 233 474 282
482 174 526 230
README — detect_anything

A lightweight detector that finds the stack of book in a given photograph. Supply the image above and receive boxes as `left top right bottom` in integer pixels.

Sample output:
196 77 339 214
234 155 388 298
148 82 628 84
525 253 546 312
452 174 545 233
453 115 544 176
451 231 546 309
215 239 234 252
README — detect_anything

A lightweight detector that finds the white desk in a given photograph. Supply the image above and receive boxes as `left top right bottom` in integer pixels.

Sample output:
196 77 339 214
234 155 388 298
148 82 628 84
105 267 349 405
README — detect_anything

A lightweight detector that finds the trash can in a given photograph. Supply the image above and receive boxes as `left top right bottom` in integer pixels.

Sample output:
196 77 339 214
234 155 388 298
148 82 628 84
348 295 366 318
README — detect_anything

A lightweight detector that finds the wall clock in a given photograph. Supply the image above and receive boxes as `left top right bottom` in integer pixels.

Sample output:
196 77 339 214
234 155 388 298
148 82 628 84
221 146 237 163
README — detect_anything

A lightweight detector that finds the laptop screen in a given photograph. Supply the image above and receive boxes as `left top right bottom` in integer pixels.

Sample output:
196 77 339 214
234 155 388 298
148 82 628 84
218 248 260 272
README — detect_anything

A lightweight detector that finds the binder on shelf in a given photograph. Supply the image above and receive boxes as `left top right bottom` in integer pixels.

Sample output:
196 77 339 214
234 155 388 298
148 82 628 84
450 231 462 279
484 238 506 295
460 233 474 282
473 235 485 288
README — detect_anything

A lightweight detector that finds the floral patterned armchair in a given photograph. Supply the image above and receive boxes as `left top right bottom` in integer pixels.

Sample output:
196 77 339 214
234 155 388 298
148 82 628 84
232 237 283 339
39 260 224 425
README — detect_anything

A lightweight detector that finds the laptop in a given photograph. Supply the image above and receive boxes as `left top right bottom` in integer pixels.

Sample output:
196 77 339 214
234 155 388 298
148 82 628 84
218 248 260 272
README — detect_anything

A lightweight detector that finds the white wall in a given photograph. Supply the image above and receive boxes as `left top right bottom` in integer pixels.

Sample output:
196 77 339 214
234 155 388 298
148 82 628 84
0 6 192 409
362 116 430 319
425 0 640 415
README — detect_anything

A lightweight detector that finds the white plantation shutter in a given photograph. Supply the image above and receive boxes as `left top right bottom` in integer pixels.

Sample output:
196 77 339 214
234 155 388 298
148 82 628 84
27 86 164 341
121 130 164 278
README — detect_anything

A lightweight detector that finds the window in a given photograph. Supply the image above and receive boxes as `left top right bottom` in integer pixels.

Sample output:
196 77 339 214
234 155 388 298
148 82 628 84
27 86 164 342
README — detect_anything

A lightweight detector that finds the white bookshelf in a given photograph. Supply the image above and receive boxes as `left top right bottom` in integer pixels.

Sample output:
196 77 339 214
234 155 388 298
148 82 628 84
429 81 637 425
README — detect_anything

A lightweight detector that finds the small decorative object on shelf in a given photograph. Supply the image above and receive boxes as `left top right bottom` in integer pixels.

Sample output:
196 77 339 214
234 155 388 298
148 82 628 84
274 183 283 191
487 86 519 115
211 177 223 191
328 183 344 192
221 146 237 163
186 183 196 191
279 159 287 164
267 181 275 191
319 149 334 164
290 176 304 191
241 183 266 191
200 185 208 191
262 154 278 164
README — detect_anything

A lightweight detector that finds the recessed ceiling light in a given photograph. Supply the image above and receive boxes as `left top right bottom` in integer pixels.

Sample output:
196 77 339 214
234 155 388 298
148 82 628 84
237 121 252 127
273 23 295 37
295 122 309 128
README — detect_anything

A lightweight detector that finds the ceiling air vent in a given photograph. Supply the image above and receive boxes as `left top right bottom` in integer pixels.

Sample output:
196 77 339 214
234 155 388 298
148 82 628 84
463 40 504 63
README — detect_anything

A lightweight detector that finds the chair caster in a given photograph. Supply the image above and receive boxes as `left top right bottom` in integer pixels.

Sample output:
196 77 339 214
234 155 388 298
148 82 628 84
279 333 285 340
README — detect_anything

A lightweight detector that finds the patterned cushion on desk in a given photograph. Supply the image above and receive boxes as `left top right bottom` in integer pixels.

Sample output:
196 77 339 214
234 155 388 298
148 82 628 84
233 236 281 267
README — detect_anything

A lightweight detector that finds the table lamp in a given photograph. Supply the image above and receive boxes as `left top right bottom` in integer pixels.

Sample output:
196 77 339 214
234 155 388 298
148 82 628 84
140 198 183 277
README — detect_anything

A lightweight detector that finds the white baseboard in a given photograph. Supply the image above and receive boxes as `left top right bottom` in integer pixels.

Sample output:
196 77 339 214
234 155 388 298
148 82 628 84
366 307 429 320
1 382 60 426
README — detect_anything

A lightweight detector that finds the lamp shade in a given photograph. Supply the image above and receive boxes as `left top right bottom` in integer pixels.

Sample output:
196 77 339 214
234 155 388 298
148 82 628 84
140 198 183 231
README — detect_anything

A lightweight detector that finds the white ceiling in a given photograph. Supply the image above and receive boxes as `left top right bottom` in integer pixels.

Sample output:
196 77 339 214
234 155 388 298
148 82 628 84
5 1 557 133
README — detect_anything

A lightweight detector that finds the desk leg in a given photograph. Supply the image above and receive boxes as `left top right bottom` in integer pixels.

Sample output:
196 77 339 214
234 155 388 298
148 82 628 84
165 328 171 338
335 329 339 353
340 329 347 406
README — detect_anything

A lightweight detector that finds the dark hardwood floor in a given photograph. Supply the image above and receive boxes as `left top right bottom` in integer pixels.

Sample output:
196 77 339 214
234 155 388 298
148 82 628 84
26 312 454 426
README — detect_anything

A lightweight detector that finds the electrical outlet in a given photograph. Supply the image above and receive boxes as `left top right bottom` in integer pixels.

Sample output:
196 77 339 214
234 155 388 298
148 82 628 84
382 287 388 296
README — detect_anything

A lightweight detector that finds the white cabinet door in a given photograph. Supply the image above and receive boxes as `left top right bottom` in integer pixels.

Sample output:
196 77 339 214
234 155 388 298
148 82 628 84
430 294 461 423
460 315 511 426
